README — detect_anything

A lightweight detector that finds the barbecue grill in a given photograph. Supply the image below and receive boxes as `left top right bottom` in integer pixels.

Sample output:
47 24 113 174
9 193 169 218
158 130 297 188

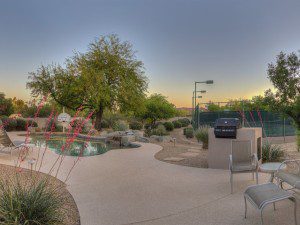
214 118 241 138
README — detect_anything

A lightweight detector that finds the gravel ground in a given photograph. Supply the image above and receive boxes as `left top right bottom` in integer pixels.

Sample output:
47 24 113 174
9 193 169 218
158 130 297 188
154 128 298 168
154 128 208 168
0 164 80 225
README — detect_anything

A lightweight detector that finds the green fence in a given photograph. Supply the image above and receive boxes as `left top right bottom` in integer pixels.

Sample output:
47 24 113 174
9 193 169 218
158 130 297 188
192 108 296 137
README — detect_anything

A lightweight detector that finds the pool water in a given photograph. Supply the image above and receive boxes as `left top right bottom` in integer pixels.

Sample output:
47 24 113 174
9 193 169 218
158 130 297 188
30 135 138 157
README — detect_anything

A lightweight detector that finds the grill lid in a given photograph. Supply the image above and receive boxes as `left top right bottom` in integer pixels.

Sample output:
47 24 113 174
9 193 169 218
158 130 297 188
214 118 241 128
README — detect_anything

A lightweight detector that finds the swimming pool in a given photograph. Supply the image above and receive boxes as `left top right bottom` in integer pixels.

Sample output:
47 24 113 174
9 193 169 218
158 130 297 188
30 134 139 157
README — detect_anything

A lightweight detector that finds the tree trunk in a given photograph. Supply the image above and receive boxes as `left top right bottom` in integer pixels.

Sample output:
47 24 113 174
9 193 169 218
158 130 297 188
94 106 104 131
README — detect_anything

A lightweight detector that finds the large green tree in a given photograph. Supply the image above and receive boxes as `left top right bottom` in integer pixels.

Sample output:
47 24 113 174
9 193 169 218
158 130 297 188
27 35 148 130
139 94 177 126
267 51 300 150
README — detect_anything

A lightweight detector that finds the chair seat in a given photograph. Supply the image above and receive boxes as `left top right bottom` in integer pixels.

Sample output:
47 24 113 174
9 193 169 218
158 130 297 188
276 171 300 188
232 163 256 172
244 182 293 209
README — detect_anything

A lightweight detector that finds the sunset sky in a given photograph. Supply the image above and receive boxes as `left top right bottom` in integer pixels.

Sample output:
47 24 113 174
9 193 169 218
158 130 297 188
1 0 300 107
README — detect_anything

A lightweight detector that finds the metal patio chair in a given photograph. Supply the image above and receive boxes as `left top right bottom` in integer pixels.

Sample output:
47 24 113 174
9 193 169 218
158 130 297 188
276 159 300 191
229 140 258 193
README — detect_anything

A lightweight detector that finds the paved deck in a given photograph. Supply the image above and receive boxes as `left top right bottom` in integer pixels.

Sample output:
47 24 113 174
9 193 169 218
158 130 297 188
2 132 298 225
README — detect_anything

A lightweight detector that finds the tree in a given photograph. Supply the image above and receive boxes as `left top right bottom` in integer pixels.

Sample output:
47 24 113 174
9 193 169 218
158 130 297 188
12 97 28 115
139 94 177 126
207 103 222 111
0 93 13 116
267 51 300 150
27 34 148 130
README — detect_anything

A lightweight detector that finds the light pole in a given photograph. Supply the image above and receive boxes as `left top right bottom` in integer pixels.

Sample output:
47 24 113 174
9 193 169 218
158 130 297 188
194 80 213 128
192 90 206 117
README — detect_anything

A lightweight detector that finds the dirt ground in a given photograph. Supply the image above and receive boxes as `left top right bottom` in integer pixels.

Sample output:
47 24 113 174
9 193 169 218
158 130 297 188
154 127 298 168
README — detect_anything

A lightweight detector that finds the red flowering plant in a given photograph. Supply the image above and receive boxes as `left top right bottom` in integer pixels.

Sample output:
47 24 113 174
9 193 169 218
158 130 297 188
0 96 97 224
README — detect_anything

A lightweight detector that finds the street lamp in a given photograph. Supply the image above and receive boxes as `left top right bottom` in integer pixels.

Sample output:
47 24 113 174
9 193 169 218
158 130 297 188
193 80 214 128
194 80 213 109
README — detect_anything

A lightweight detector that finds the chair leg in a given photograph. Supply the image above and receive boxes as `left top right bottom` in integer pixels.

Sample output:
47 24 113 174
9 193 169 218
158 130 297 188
244 196 247 219
273 202 276 211
260 209 264 225
294 197 298 225
230 172 233 194
256 171 259 184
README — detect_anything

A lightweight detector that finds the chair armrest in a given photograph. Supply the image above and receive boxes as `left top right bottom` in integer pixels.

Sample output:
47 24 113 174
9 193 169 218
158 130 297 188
276 159 300 174
250 153 258 169
229 154 233 171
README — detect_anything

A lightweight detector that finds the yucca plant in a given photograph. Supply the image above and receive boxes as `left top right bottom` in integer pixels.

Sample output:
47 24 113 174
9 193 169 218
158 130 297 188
195 125 210 149
0 176 66 225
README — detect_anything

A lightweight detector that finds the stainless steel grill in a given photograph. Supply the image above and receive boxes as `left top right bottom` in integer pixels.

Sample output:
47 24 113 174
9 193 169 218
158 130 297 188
214 118 241 138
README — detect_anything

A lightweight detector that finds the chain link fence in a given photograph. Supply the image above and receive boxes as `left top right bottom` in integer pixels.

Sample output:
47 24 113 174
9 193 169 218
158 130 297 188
193 107 296 137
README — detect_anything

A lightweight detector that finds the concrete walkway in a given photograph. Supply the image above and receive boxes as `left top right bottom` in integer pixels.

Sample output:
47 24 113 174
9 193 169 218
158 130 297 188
2 132 298 225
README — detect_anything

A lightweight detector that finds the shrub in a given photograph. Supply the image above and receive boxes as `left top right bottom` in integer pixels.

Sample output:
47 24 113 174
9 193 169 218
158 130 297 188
100 119 110 128
112 120 129 131
102 111 127 127
262 143 284 163
184 128 194 138
70 118 92 134
45 119 63 132
16 118 27 131
144 128 152 137
178 118 190 127
1 117 17 131
172 120 182 128
0 177 65 224
195 125 209 149
153 122 163 128
151 124 168 136
27 119 38 127
297 130 300 152
144 123 151 130
129 121 143 130
163 122 174 131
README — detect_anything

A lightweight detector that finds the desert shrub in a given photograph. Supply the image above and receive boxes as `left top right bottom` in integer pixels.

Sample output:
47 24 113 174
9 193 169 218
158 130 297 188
100 119 110 128
70 118 92 134
129 121 143 130
262 143 285 163
178 118 190 127
163 122 174 131
195 125 209 149
1 117 17 131
172 120 182 128
45 119 63 132
16 118 27 131
112 120 129 131
153 122 163 128
144 128 152 137
0 178 65 224
27 119 38 127
102 111 127 127
184 128 194 138
151 124 168 136
144 123 151 130
297 130 300 152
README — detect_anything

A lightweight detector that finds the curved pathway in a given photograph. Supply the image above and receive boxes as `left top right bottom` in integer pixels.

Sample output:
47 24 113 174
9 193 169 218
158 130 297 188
3 133 297 225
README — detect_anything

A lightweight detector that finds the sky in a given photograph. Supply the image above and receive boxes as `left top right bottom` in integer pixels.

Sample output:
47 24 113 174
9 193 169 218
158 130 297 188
0 0 300 107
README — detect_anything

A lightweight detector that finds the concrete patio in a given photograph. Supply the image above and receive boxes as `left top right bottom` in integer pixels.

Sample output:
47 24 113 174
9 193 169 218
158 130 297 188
2 132 298 225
